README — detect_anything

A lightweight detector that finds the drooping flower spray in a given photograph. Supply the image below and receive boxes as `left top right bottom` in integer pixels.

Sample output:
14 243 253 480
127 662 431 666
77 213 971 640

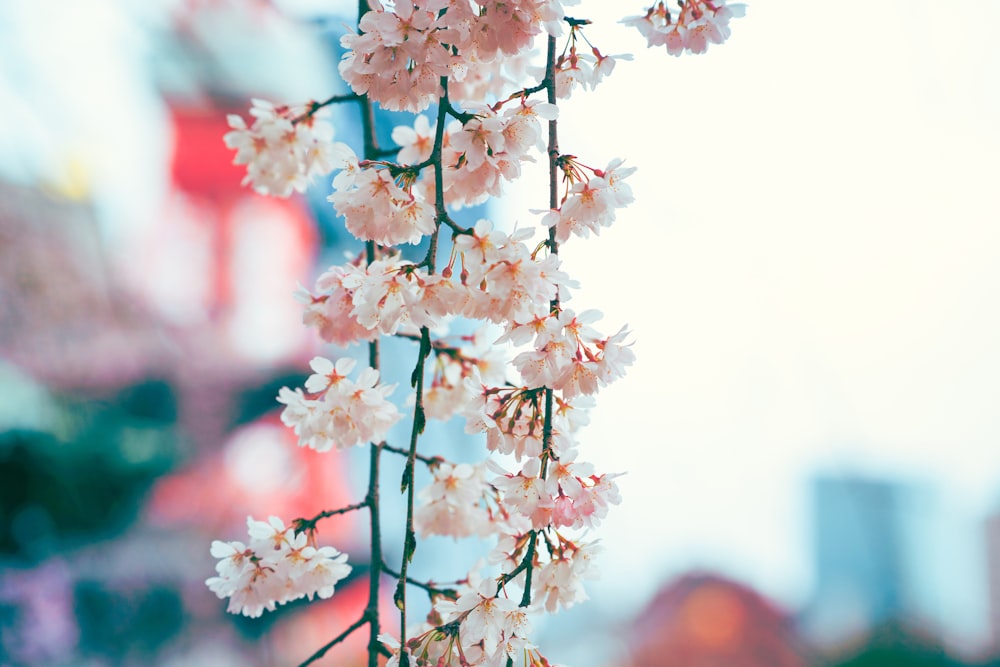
206 1 744 665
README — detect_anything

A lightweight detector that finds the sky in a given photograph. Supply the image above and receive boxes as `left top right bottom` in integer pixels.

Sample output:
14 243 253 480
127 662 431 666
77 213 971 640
496 0 1000 655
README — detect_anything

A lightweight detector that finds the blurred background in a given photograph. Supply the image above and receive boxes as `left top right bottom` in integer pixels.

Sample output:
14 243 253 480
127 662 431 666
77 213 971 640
1 0 999 665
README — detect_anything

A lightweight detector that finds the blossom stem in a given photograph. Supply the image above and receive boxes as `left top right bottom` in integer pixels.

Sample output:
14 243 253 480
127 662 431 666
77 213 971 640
515 33 563 611
441 94 475 124
397 325 432 648
382 442 442 467
291 93 360 124
382 562 460 600
365 438 384 665
294 501 369 534
357 3 384 664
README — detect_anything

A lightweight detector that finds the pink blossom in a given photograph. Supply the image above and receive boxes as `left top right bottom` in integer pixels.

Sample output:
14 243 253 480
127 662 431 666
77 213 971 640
206 516 352 617
277 356 402 451
224 99 352 197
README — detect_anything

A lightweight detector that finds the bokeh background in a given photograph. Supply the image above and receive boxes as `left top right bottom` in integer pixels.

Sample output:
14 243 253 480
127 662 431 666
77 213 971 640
1 1 999 665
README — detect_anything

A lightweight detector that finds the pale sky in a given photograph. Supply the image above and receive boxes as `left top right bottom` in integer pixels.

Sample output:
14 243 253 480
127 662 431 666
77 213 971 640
500 0 1000 655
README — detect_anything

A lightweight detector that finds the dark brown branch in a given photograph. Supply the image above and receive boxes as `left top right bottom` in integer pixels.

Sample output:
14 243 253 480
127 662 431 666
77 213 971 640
512 33 563 612
496 532 538 594
294 501 369 534
441 95 476 124
443 215 472 235
382 562 460 600
382 442 442 467
357 4 385 667
396 325 433 646
292 93 361 124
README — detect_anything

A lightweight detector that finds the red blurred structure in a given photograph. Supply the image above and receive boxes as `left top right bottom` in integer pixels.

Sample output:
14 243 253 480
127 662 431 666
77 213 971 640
624 572 811 667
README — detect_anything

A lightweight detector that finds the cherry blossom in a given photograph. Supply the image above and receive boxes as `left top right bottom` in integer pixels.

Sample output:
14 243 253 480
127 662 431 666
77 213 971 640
224 99 352 197
277 356 402 451
329 165 437 246
414 461 492 538
532 540 601 613
623 0 746 56
202 0 752 661
206 516 351 617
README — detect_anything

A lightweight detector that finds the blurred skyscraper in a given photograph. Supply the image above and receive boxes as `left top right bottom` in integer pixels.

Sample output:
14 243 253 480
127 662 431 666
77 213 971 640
802 475 922 647
985 512 1000 654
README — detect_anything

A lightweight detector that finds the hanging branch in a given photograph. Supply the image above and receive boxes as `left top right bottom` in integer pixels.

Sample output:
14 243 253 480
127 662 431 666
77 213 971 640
205 0 744 663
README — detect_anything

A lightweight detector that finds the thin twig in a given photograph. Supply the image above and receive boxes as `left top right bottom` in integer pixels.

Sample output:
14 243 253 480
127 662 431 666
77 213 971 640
292 93 361 124
382 562 460 599
294 501 369 533
382 442 442 467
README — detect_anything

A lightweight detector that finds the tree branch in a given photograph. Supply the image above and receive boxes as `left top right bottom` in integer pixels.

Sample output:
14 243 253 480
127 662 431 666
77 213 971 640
293 501 369 534
382 562 460 600
383 442 442 467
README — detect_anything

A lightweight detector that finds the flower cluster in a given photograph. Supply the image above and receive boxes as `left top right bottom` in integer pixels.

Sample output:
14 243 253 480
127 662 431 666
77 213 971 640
277 356 402 452
385 581 536 667
339 0 572 113
208 1 746 664
224 99 351 197
552 23 633 99
423 329 508 422
509 308 636 397
541 157 636 243
328 149 437 246
206 516 351 617
414 461 493 538
297 221 578 349
623 0 746 56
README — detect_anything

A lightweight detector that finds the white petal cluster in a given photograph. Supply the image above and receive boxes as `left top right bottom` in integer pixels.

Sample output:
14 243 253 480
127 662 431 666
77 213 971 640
278 357 402 451
328 163 437 246
224 99 353 197
541 158 636 243
491 452 621 531
205 516 351 618
446 101 557 209
462 382 588 460
424 330 508 422
554 48 634 99
298 223 576 349
455 220 575 325
622 0 746 56
295 263 376 347
339 0 575 113
510 309 636 399
414 462 492 538
533 541 602 612
390 100 556 211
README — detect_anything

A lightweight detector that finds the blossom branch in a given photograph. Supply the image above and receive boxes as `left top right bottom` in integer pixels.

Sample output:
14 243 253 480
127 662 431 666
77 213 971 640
441 94 475 124
382 562 461 600
382 442 443 467
293 501 369 534
396 324 431 644
205 0 705 659
292 93 361 124
357 4 385 665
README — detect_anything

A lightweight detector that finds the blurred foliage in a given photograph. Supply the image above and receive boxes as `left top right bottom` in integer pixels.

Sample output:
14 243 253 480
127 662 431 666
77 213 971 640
0 380 181 561
827 623 979 667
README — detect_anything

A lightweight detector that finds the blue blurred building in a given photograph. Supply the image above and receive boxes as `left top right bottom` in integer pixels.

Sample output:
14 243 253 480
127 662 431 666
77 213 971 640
802 475 921 646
